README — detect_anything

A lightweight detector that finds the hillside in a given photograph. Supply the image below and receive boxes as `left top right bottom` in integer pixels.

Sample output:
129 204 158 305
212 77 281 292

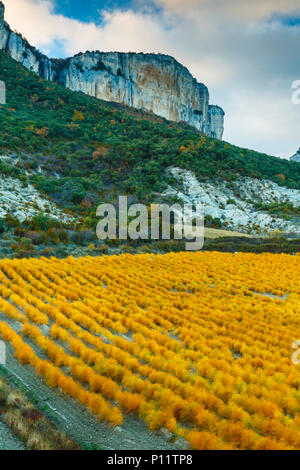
0 51 300 258
1 51 300 193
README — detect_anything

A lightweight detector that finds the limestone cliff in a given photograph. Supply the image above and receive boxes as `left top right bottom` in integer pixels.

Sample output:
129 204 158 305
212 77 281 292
0 1 224 138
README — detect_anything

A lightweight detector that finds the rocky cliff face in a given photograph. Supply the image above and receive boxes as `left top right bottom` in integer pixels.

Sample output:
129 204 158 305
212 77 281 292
291 148 300 163
0 2 224 138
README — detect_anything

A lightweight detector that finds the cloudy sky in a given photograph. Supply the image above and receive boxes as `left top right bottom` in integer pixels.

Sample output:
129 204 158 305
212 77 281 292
3 0 300 158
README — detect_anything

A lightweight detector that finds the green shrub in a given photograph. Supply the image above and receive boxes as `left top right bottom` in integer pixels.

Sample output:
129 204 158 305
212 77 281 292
31 213 60 231
0 219 8 234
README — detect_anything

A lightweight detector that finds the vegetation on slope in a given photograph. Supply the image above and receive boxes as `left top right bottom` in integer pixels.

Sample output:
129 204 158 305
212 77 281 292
0 373 79 450
0 52 300 257
1 50 300 206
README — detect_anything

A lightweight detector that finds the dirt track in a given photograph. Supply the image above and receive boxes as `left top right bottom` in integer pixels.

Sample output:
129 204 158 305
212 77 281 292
204 227 256 239
1 345 189 450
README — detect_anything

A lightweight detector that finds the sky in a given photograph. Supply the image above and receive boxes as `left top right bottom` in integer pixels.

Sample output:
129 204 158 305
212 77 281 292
3 0 300 159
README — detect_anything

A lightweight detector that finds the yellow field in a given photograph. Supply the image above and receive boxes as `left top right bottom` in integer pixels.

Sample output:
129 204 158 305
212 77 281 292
0 252 299 450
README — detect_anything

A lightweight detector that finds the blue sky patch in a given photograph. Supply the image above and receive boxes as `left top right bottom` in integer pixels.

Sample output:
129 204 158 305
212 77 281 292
53 0 137 23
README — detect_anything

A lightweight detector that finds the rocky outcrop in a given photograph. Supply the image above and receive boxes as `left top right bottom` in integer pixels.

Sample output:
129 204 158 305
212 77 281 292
57 51 225 137
0 1 224 138
0 156 73 222
291 148 300 163
164 167 300 234
207 105 224 139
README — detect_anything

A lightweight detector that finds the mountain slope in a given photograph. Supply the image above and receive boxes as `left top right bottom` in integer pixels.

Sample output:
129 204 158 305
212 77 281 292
1 51 300 239
1 50 300 194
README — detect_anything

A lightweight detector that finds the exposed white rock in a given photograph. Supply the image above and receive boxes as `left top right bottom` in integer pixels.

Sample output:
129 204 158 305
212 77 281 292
207 105 224 139
291 148 300 163
0 2 224 138
0 174 73 223
163 167 300 234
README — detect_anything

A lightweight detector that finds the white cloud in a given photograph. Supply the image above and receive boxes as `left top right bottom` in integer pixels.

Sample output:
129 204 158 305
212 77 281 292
221 86 300 158
154 0 300 20
3 0 300 158
4 0 172 56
